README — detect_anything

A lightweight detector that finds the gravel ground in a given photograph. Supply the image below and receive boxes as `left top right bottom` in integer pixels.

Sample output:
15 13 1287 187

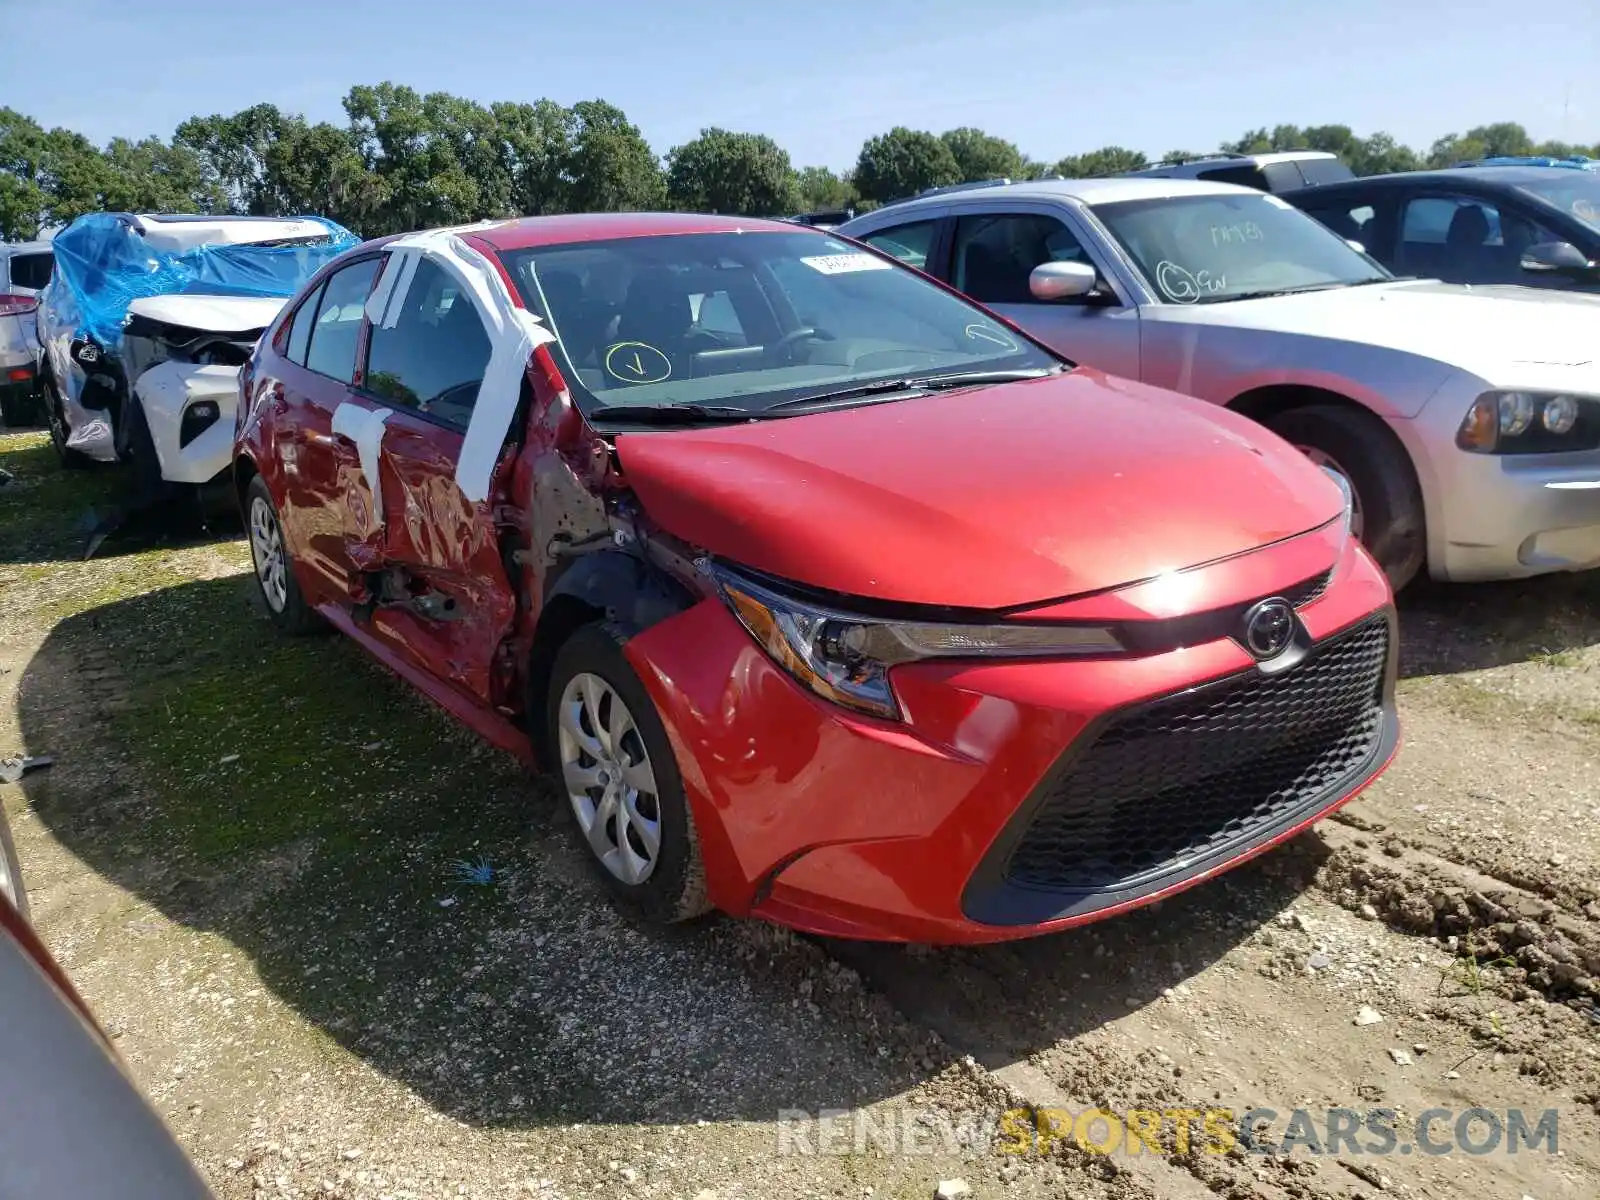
3 428 1599 1200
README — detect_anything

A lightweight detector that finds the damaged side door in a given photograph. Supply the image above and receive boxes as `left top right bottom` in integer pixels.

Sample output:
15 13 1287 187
334 251 524 711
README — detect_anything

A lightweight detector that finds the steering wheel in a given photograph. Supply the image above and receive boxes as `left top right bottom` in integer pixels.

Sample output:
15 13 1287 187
764 327 829 365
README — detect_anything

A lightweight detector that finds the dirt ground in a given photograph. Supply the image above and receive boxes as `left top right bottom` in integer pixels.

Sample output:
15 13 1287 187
2 426 1598 1200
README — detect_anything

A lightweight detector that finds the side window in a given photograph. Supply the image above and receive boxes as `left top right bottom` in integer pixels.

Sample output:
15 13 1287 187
7 252 53 291
283 287 320 365
952 213 1091 304
860 221 938 269
365 258 492 429
1395 195 1555 284
1301 202 1377 244
304 259 380 383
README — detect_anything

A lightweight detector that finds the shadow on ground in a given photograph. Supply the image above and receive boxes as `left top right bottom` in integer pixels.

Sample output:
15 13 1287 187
13 574 1306 1133
0 432 239 564
1396 571 1600 677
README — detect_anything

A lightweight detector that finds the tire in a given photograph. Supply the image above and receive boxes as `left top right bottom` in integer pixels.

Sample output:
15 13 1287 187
42 371 88 470
245 474 321 635
544 622 710 924
1264 403 1426 590
0 387 35 429
123 392 167 497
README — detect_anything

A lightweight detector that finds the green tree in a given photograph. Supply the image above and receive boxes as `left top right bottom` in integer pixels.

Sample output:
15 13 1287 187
853 127 960 203
795 165 856 211
939 127 1024 181
493 99 576 216
1053 146 1145 177
344 83 486 234
665 127 798 215
564 100 664 212
174 103 292 214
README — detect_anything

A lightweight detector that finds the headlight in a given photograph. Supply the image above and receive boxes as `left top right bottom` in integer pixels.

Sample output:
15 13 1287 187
1320 464 1356 538
1456 390 1600 454
709 566 1123 720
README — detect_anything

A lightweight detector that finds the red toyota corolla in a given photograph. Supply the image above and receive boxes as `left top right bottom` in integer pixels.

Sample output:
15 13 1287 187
233 213 1398 944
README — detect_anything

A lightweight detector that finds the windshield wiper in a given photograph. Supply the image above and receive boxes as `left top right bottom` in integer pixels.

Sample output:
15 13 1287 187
1221 279 1391 302
765 367 1064 413
587 402 759 424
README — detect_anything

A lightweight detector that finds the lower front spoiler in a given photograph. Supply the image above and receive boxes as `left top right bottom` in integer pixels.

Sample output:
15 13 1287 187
752 727 1397 944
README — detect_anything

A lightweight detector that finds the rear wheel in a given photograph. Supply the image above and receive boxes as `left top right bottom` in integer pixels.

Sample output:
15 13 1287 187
245 474 320 635
1264 404 1426 590
544 622 710 924
0 386 36 429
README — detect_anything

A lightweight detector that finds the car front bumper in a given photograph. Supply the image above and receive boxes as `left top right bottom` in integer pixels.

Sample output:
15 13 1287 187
626 534 1397 944
1414 438 1600 581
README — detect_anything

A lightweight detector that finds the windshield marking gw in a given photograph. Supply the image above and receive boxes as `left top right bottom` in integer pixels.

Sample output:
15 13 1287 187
505 230 1059 423
1093 192 1393 304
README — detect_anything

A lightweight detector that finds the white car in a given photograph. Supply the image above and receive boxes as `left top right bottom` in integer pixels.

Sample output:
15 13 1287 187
838 179 1600 587
36 213 354 482
0 241 54 428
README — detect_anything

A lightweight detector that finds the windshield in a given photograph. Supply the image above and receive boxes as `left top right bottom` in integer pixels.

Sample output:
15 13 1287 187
1513 173 1600 233
1091 192 1391 304
502 230 1059 417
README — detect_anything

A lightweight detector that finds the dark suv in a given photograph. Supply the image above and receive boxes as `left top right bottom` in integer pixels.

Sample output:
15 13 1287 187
1284 160 1600 290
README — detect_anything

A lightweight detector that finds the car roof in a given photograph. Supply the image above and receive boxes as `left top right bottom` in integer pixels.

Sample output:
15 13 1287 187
0 241 53 256
471 211 805 252
854 176 1256 220
1287 165 1596 194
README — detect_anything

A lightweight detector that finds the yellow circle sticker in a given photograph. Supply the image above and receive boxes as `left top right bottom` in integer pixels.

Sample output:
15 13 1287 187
604 341 673 384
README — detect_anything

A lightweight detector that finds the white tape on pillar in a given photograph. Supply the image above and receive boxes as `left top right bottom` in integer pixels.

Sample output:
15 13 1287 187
373 226 556 504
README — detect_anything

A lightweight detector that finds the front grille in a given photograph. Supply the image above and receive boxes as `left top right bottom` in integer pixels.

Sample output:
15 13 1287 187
1003 615 1389 895
1282 569 1333 608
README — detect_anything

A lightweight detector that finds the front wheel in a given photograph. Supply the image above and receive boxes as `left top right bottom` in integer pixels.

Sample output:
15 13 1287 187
245 474 321 635
1264 404 1426 590
42 371 88 470
544 622 710 924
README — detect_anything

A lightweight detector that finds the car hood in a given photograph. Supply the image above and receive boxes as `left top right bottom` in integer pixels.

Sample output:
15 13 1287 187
613 370 1345 610
1152 280 1600 381
125 294 287 334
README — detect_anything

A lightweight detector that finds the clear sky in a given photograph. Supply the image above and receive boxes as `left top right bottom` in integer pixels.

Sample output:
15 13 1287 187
2 0 1596 169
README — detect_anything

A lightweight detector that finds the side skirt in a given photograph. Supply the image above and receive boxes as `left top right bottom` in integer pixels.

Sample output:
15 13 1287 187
316 603 537 767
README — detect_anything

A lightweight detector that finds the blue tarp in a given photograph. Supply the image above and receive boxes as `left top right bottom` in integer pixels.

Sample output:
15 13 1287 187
41 212 360 348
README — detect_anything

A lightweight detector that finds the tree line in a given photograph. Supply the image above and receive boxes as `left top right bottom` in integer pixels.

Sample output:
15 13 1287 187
3 85 1596 243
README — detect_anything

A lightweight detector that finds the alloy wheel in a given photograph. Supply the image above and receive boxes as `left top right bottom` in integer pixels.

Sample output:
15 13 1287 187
248 494 289 614
556 672 662 885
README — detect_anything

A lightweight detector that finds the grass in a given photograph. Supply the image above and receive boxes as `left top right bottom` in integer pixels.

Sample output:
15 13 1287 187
3 425 602 1123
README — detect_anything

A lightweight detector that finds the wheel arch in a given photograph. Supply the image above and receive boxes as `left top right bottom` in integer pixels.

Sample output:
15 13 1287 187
1226 382 1425 503
524 550 698 763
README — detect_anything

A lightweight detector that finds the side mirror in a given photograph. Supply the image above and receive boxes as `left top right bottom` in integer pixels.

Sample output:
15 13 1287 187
1029 260 1100 301
1520 241 1595 275
1345 239 1366 255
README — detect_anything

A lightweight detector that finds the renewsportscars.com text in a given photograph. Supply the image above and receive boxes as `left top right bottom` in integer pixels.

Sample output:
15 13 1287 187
775 1105 1560 1158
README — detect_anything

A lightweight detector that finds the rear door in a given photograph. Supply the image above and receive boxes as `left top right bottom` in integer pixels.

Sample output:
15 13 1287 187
942 205 1142 378
265 255 383 604
344 253 519 707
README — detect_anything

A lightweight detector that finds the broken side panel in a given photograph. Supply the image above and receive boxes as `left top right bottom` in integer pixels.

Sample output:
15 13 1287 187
343 404 519 709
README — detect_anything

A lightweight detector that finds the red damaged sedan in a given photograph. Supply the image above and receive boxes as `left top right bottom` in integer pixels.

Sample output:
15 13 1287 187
233 213 1398 944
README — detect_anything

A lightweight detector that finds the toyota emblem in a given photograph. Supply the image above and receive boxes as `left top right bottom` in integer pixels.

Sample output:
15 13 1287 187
1241 597 1296 660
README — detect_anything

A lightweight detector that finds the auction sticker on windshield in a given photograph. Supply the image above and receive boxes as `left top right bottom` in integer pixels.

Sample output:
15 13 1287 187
801 253 893 275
